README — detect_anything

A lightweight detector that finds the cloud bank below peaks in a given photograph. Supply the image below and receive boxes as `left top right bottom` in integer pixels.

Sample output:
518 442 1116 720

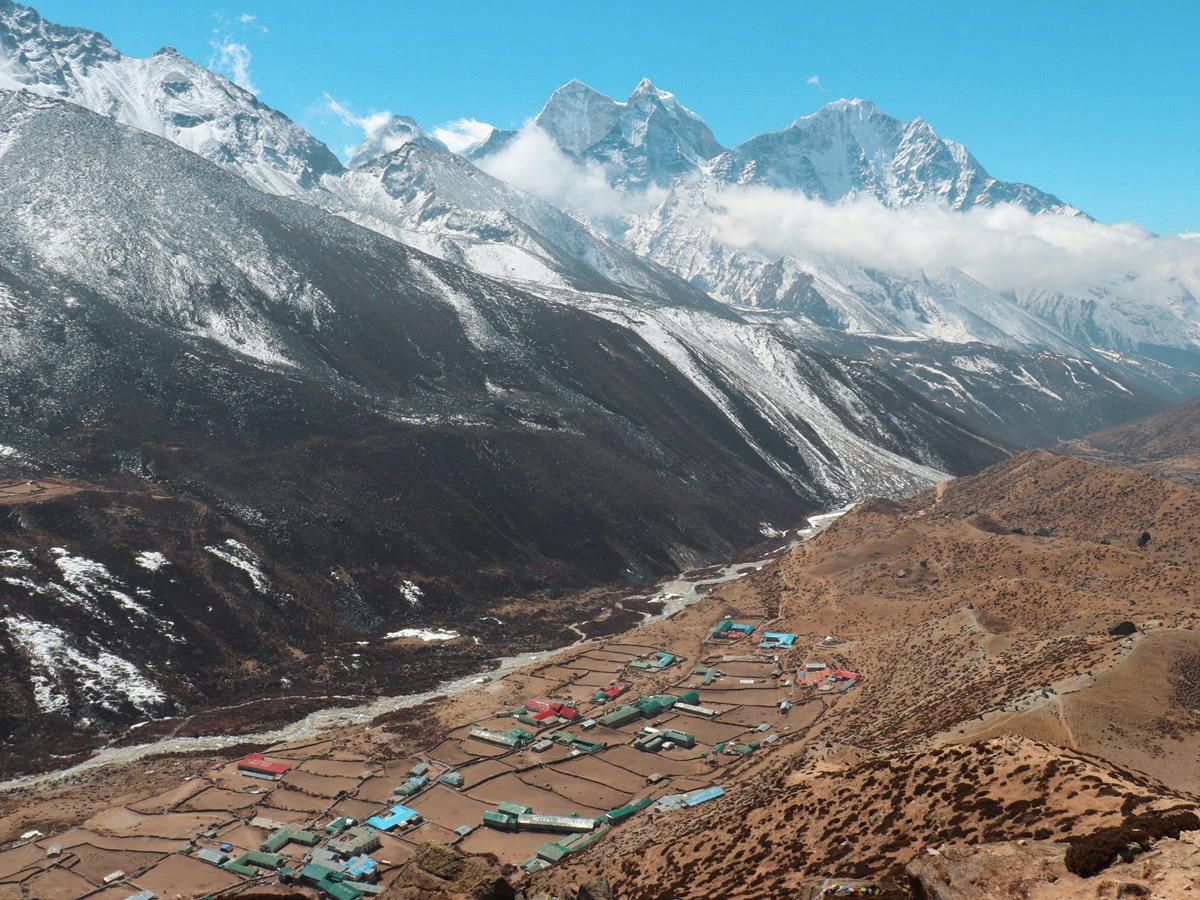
473 123 668 221
702 185 1200 299
468 122 1200 303
432 119 494 154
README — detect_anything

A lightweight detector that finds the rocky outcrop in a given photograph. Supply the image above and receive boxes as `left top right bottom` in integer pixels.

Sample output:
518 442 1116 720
380 842 516 900
907 835 1200 900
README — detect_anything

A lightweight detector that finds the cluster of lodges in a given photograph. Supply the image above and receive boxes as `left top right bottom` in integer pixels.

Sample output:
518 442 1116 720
797 662 861 693
470 722 608 757
627 650 679 670
2 626 874 899
134 646 860 895
204 652 859 893
705 619 800 652
480 799 657 874
592 689 709 731
185 754 476 899
653 785 725 813
707 618 758 645
187 816 383 900
592 679 631 703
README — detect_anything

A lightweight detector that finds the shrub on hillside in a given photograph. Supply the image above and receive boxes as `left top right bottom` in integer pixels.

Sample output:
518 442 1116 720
1063 809 1199 878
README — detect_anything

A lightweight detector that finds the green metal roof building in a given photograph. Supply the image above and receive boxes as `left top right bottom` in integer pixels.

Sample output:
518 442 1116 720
327 826 381 857
482 811 518 831
224 851 283 877
598 704 641 728
261 827 320 854
324 817 355 836
534 842 571 863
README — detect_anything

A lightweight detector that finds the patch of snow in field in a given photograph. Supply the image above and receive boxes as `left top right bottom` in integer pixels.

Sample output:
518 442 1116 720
758 522 784 538
1083 361 1133 394
412 259 507 353
950 354 1006 377
0 549 32 569
910 364 973 405
804 502 858 533
205 539 271 593
28 672 69 714
51 547 150 618
3 575 51 595
191 310 296 369
384 628 459 642
134 551 169 571
1012 366 1063 401
0 444 21 458
4 614 166 715
398 580 423 607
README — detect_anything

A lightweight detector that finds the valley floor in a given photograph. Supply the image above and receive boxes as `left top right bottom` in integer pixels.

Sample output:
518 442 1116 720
3 455 1200 900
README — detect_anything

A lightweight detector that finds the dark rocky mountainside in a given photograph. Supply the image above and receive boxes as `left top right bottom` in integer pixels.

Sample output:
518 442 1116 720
0 92 1012 769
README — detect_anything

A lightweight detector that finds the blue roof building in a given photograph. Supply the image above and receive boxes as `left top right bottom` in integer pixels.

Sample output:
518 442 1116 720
366 805 421 831
760 632 796 648
685 786 726 807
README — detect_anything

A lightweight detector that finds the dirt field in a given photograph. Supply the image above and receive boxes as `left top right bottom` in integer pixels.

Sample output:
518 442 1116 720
0 506 901 899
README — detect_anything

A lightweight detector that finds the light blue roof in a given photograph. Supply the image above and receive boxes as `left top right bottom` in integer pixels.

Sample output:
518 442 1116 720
366 804 420 831
762 631 796 647
684 786 725 806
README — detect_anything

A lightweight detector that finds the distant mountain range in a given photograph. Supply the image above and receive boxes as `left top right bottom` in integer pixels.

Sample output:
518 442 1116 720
485 78 1076 213
0 0 1196 756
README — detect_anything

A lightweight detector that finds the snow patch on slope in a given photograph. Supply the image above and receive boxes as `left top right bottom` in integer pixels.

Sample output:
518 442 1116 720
134 551 169 572
398 580 423 607
205 539 272 593
51 547 151 619
4 614 166 717
384 627 458 642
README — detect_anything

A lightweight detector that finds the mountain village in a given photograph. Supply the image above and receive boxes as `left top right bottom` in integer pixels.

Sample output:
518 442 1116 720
1 2 1200 898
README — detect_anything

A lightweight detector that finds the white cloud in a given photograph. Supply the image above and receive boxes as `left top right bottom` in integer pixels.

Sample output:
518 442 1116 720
208 12 266 92
237 13 267 32
431 118 495 154
210 38 257 94
806 75 822 88
699 184 1200 298
324 95 402 157
474 122 667 221
471 128 1200 302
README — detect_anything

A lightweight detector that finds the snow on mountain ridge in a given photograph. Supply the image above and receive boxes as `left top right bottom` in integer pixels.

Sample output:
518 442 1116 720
534 78 624 156
346 113 447 169
715 97 1077 214
0 0 343 195
516 77 725 188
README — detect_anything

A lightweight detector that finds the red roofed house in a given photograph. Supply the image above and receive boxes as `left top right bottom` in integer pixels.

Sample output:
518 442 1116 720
237 753 292 781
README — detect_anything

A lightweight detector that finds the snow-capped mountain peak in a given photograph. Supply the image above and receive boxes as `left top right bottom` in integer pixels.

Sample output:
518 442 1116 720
0 0 343 195
346 113 447 168
526 78 725 187
713 96 1076 214
534 78 624 156
628 76 674 102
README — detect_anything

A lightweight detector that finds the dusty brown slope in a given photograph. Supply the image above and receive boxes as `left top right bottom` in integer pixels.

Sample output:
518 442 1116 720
4 450 1199 900
539 450 1200 897
1059 395 1200 490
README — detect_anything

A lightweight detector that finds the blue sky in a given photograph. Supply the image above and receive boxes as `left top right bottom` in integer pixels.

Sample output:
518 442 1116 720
29 0 1200 234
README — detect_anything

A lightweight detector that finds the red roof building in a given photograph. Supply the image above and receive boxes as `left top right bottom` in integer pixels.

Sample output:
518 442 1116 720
237 753 292 780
